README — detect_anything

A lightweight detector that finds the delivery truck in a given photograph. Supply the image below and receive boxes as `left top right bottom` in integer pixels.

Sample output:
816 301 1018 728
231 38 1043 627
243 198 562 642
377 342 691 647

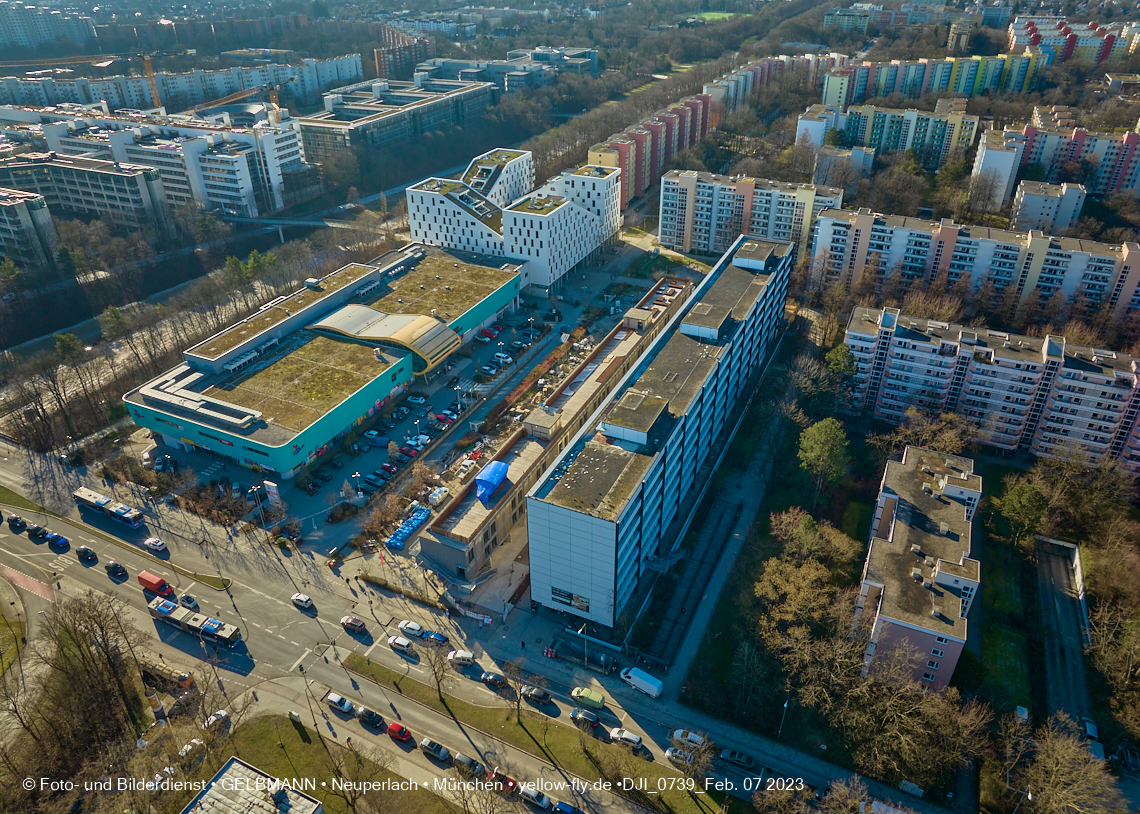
137 569 175 597
620 667 664 698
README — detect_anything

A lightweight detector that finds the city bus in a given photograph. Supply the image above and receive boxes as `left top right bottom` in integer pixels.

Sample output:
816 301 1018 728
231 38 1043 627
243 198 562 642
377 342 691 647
73 487 144 529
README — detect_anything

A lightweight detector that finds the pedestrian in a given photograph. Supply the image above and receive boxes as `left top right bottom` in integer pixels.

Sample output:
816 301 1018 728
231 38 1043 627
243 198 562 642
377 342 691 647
521 640 525 650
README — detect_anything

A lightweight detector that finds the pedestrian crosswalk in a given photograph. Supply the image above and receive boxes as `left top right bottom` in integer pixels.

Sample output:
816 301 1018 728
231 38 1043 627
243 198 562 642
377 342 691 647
200 461 225 479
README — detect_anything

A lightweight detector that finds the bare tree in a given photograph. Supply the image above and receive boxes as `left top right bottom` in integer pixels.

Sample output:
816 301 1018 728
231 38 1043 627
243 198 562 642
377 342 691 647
503 658 544 720
667 730 718 780
420 643 454 700
1008 714 1125 814
323 737 396 814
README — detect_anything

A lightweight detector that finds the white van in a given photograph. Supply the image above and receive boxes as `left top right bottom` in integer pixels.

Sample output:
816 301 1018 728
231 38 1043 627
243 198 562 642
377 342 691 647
494 352 514 366
447 650 475 666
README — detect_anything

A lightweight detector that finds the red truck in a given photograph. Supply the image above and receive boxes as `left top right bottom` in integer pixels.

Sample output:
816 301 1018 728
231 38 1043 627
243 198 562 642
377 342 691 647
138 570 175 598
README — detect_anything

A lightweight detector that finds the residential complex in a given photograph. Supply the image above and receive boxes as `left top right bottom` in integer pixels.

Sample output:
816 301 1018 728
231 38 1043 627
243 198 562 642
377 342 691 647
0 55 363 111
856 446 980 691
797 103 979 170
814 209 1140 321
0 0 93 49
297 78 495 162
820 51 1045 108
846 307 1140 473
814 145 876 192
823 7 874 34
420 275 693 579
124 245 522 479
407 148 620 291
2 109 313 217
972 111 1140 199
527 237 793 625
0 187 57 269
658 170 842 258
1007 16 1140 64
1010 181 1086 233
416 47 599 93
373 26 434 80
0 153 171 234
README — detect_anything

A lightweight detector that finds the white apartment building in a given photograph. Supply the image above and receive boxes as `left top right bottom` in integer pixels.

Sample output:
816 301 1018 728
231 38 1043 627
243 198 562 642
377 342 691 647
971 128 1026 209
658 170 842 259
1010 180 1086 232
527 237 793 626
814 145 875 193
0 55 362 112
813 208 1140 322
0 187 57 269
0 0 93 49
35 115 308 217
408 150 620 290
846 307 1140 472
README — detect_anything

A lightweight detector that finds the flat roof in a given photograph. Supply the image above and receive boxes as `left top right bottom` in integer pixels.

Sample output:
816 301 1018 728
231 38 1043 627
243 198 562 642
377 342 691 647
179 757 321 814
188 264 375 360
508 194 568 215
462 147 526 187
366 248 517 323
865 447 979 639
544 440 653 521
664 168 841 197
605 335 722 433
412 177 504 233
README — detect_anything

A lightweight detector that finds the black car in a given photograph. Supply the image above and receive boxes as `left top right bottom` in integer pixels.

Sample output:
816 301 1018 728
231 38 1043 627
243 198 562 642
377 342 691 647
315 471 333 483
522 685 550 704
76 546 97 561
328 459 344 470
26 522 44 536
453 753 486 777
480 671 507 689
570 708 600 729
6 514 25 530
357 707 384 728
304 482 320 496
446 376 460 388
104 561 127 577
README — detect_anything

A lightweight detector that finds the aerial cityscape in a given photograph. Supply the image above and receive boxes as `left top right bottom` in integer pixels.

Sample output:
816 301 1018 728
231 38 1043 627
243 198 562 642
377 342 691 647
0 1 1138 813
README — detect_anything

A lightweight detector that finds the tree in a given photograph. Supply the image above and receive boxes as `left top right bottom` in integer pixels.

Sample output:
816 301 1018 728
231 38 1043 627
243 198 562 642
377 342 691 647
387 440 400 461
0 257 20 294
999 482 1048 547
868 408 977 458
824 345 857 408
798 419 850 505
667 729 717 780
420 643 454 700
322 736 395 814
755 556 837 638
1008 714 1126 814
727 639 780 717
503 658 545 720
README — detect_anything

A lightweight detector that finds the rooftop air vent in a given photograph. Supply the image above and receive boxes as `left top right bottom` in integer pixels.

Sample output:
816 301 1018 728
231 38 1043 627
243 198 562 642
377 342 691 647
419 285 425 290
921 465 932 474
912 568 923 581
932 605 943 618
923 578 933 589
940 522 949 535
304 277 320 289
910 544 922 555
435 275 442 280
922 483 932 494
925 556 936 567
444 285 451 290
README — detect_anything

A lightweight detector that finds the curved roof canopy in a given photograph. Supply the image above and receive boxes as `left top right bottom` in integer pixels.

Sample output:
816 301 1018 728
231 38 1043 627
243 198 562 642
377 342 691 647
309 304 460 373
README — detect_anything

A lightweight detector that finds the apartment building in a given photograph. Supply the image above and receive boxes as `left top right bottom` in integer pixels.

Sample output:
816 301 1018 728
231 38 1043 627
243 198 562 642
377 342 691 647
297 78 495 162
416 47 599 93
1010 181 1086 233
823 8 873 33
814 208 1140 321
846 307 1140 472
373 25 433 80
527 237 793 626
814 145 875 193
856 446 981 691
0 55 363 112
820 51 1045 108
1007 16 1138 64
971 128 1025 209
0 187 57 269
797 103 979 170
972 115 1140 199
34 114 309 217
0 0 93 49
407 149 619 290
658 170 842 258
0 153 170 234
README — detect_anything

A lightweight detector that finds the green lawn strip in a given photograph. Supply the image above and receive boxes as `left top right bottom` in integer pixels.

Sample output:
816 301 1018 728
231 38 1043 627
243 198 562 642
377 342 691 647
0 493 230 591
0 619 25 677
840 500 873 541
980 624 1031 713
170 715 457 814
344 654 728 814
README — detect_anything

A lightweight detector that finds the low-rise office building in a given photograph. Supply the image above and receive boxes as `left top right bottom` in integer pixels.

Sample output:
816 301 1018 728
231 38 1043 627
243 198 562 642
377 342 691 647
125 245 521 479
0 152 170 233
0 187 57 269
856 446 980 692
297 78 495 162
416 47 599 92
846 307 1140 471
1010 180 1085 232
180 757 322 814
813 208 1140 322
527 237 793 626
659 170 842 259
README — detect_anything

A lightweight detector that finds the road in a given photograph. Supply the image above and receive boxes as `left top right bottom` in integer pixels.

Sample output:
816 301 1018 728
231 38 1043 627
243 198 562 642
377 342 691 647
1036 540 1093 721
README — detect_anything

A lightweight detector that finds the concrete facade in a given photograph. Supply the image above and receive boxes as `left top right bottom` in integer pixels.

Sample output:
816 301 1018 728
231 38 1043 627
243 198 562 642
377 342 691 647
0 187 56 269
1010 180 1086 232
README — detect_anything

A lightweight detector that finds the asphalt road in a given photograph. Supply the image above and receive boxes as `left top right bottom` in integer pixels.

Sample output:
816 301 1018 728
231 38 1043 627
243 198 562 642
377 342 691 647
1036 540 1093 721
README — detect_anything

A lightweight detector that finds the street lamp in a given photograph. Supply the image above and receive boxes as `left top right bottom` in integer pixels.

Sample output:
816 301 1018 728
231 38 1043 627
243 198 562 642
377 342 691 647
578 622 588 668
1012 791 1032 814
454 385 462 411
248 486 268 541
352 471 361 494
777 691 791 741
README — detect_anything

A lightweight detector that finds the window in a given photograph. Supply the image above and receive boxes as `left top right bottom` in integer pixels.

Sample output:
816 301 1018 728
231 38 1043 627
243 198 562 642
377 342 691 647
927 660 940 669
936 636 949 644
922 672 936 681
932 648 945 657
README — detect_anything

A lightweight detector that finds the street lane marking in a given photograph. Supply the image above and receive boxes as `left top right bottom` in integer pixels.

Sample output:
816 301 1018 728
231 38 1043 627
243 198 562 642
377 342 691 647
288 649 311 673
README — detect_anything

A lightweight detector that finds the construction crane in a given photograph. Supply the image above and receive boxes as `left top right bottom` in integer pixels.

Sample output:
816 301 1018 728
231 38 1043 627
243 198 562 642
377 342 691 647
0 52 166 108
184 77 296 122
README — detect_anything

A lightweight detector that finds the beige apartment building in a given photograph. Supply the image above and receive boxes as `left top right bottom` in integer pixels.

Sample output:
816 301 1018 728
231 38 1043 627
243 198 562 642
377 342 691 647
846 307 1140 473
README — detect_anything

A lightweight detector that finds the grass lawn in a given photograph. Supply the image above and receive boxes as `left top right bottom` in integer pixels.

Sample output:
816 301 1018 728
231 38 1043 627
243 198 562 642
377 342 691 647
980 624 1031 713
840 500 873 542
0 485 42 513
982 549 1025 620
0 620 25 678
687 11 738 18
345 655 730 814
169 715 456 814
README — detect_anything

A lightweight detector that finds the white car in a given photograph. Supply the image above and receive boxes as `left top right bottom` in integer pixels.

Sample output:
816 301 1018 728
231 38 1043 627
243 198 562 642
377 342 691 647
609 728 643 748
203 710 229 729
519 787 552 809
398 620 423 637
363 429 380 439
388 635 414 654
291 593 313 609
407 395 426 404
672 729 708 748
144 537 167 552
326 692 354 713
178 738 204 758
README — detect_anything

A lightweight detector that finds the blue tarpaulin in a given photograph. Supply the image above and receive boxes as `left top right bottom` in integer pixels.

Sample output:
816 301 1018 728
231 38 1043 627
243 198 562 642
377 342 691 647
476 461 509 502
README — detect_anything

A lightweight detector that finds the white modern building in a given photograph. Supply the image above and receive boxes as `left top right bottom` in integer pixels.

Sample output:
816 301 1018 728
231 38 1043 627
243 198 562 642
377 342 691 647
846 306 1140 473
971 128 1026 210
659 170 842 259
0 0 93 49
407 149 620 290
27 112 311 217
813 208 1140 322
0 55 363 111
527 237 793 626
1010 180 1086 232
0 187 57 269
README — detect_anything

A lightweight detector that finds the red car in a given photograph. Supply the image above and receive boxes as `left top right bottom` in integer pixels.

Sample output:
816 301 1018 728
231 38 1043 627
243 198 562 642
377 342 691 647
398 445 418 458
387 722 412 742
488 769 518 796
492 322 505 333
380 462 398 475
435 414 453 424
478 328 498 339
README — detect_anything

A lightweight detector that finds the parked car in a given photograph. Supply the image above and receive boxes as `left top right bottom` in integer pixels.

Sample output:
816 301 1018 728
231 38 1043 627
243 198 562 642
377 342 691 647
398 620 424 636
475 334 492 344
553 803 585 814
315 470 333 482
341 615 366 632
326 693 354 714
453 753 485 777
394 406 410 419
423 630 449 646
407 394 426 404
511 340 529 350
479 365 498 376
488 769 518 796
520 787 552 809
203 709 229 729
380 462 398 475
720 750 757 770
672 729 708 748
610 728 643 748
398 445 418 458
388 635 414 654
480 671 507 689
570 708 600 728
387 722 412 742
328 458 344 469
666 747 692 767
420 738 451 762
357 707 384 728
304 482 320 496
